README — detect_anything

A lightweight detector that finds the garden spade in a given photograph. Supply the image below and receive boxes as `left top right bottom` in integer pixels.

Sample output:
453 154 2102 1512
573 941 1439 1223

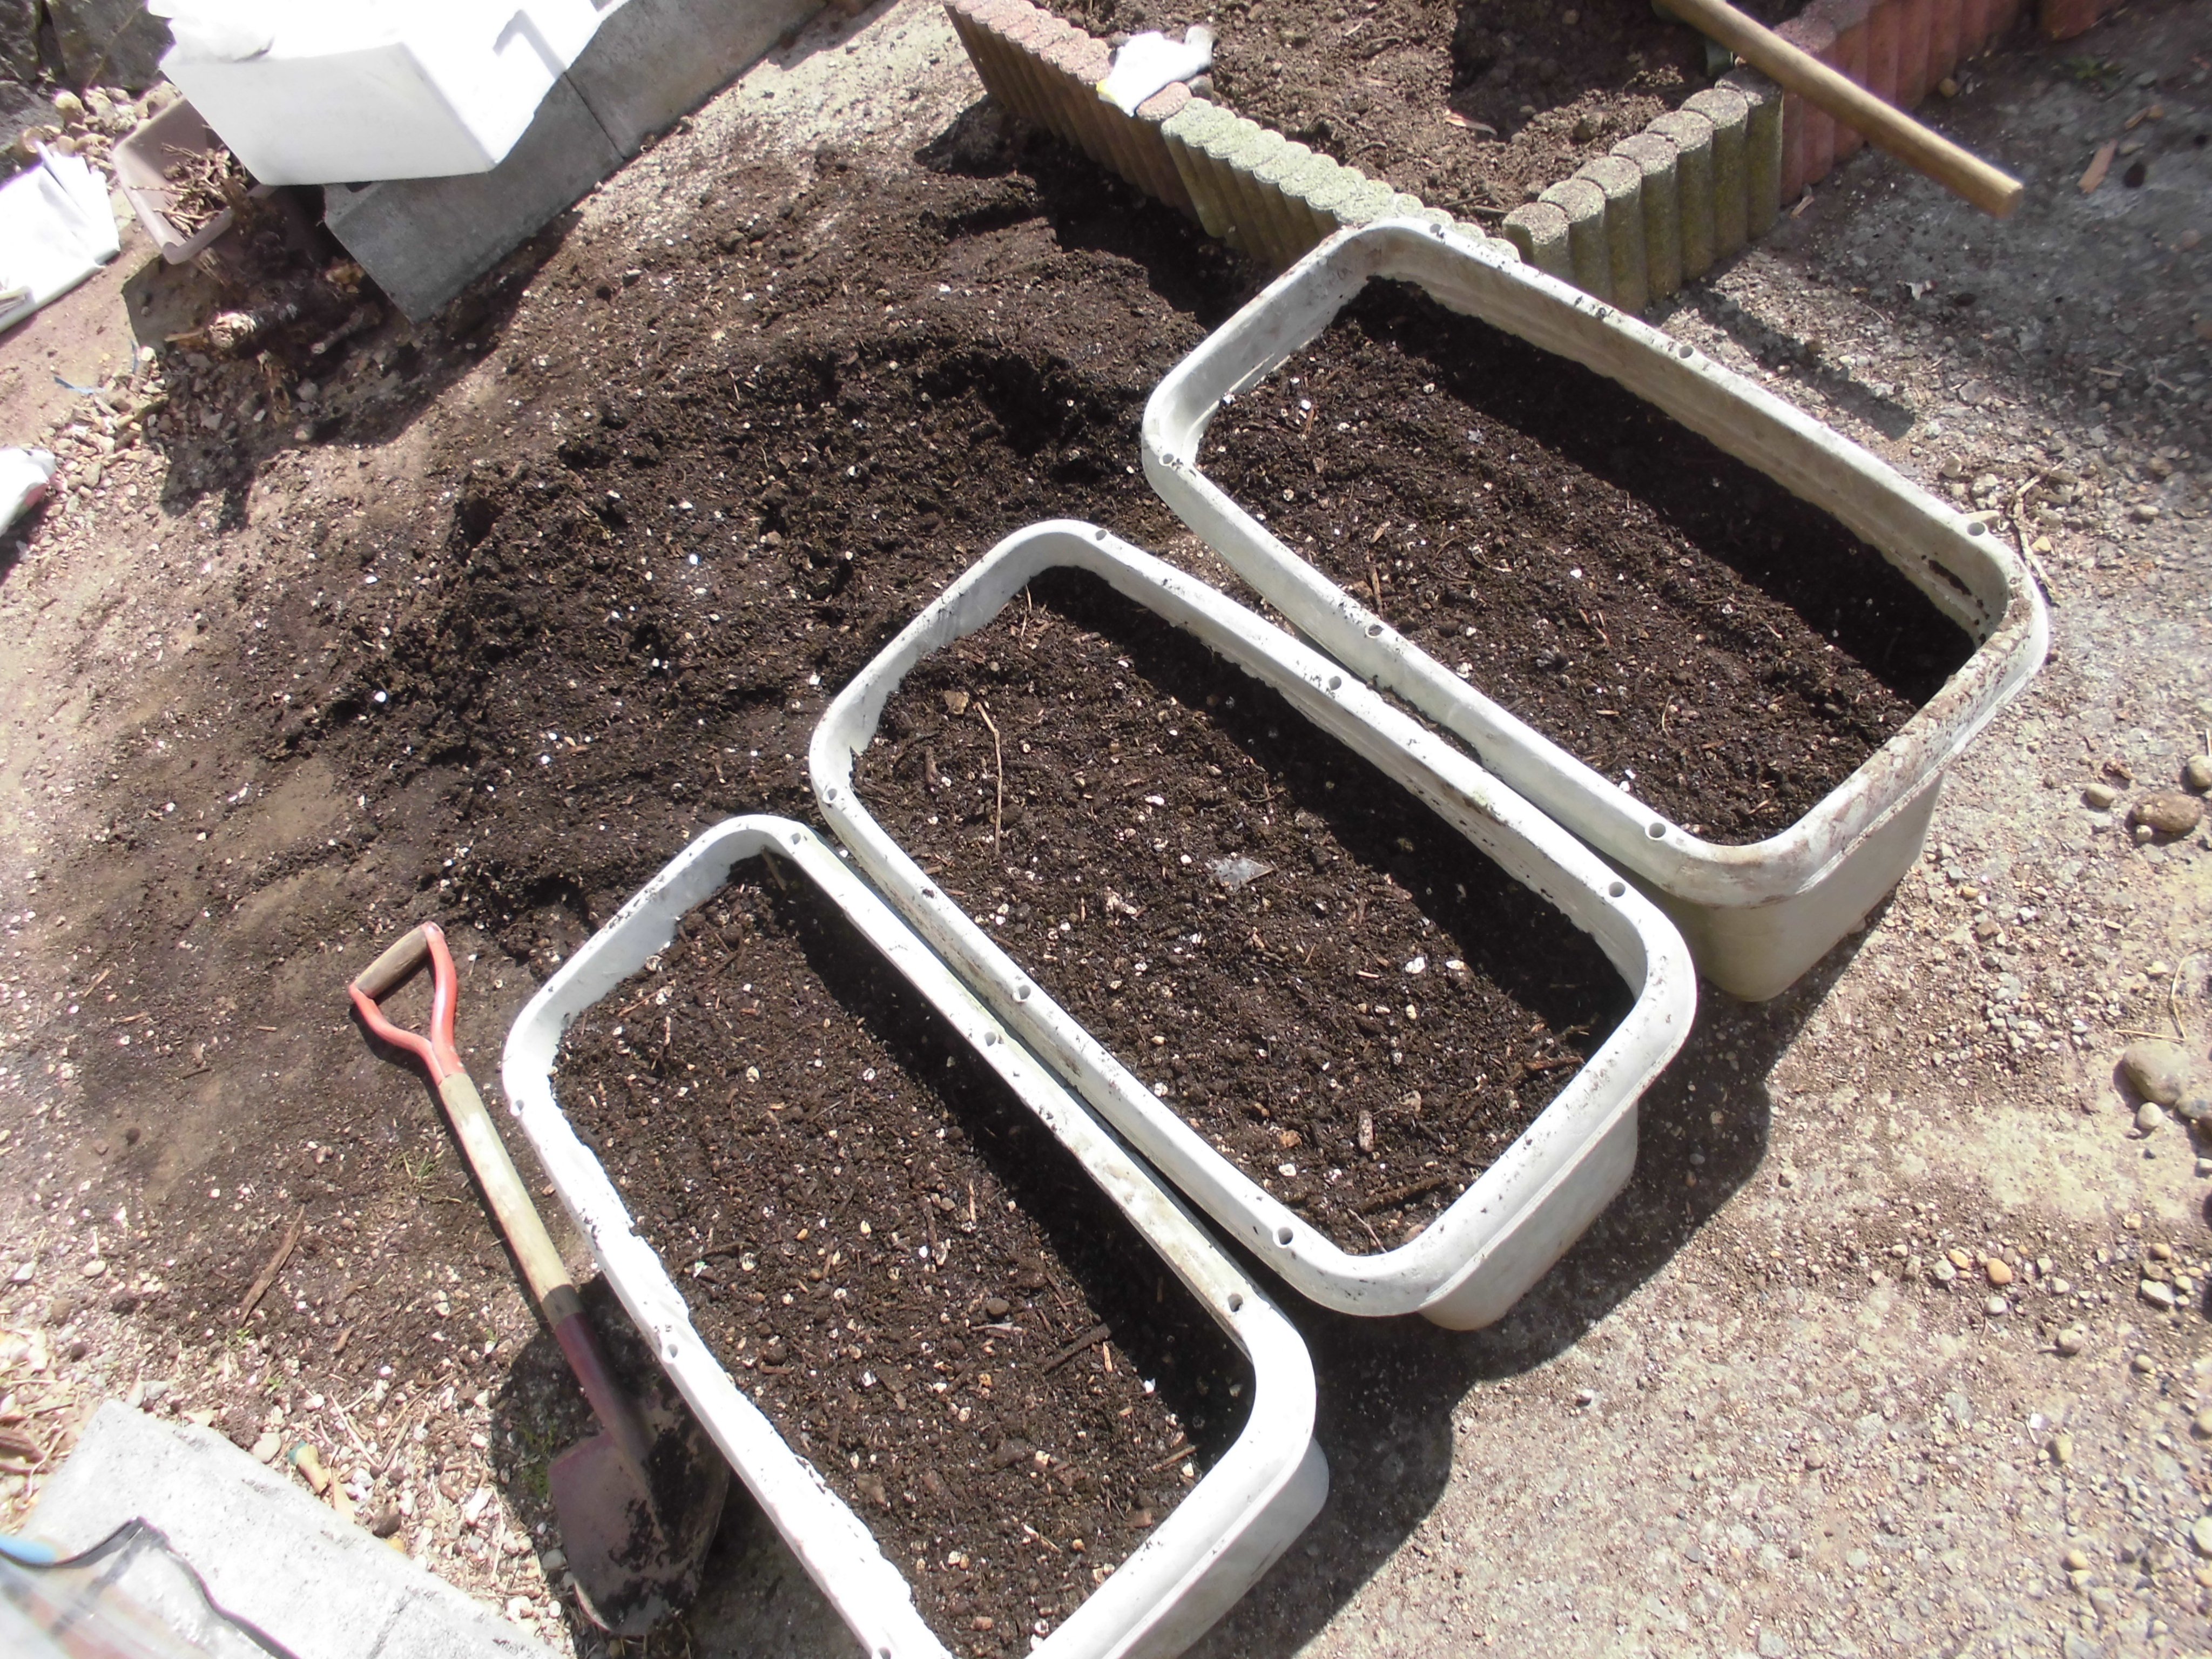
349 921 727 1635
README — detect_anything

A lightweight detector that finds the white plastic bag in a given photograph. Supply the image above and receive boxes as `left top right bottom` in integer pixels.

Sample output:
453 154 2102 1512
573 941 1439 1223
0 151 122 334
0 449 58 535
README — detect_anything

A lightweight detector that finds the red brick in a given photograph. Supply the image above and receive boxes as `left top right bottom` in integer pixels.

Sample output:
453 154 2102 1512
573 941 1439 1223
2039 0 2106 37
1866 0 1901 107
1776 10 1837 199
1926 0 1964 82
1897 0 1933 104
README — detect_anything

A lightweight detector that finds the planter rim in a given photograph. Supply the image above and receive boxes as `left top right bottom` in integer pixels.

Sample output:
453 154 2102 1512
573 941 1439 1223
810 521 1696 1323
501 814 1326 1659
1139 218 2048 963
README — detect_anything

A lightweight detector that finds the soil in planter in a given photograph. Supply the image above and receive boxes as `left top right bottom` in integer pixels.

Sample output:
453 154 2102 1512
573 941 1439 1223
1203 281 1978 843
850 567 1631 1256
1049 0 1798 219
556 861 1251 1657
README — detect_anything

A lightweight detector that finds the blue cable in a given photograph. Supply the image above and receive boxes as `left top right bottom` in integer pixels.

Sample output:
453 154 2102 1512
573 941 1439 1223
0 1532 60 1566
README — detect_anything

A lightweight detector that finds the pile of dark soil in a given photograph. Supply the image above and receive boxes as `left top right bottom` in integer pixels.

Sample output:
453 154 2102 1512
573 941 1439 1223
1048 0 1796 218
1203 281 1976 842
849 568 1630 1253
556 861 1250 1655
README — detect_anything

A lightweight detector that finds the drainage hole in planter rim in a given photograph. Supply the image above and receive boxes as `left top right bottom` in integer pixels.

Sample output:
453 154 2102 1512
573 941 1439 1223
554 858 1251 1650
849 568 1630 1257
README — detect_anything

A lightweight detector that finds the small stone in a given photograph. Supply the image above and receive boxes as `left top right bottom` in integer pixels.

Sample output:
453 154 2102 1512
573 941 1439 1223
368 1503 402 1537
2052 1433 2075 1466
2183 754 2212 793
2191 1408 2212 1439
2055 1326 2088 1355
2131 1352 2156 1375
2063 1546 2090 1570
2178 1096 2210 1124
2149 1240 2172 1260
2195 1515 2212 1559
81 1259 106 1279
2130 791 2203 837
2120 1040 2190 1108
2140 1279 2177 1310
1985 1295 2009 1316
760 1337 788 1366
1931 1259 1957 1284
2137 1101 2168 1134
250 1432 281 1464
1985 1258 2014 1287
2082 782 2117 810
44 1297 73 1326
1947 1247 1973 1270
982 1296 1010 1318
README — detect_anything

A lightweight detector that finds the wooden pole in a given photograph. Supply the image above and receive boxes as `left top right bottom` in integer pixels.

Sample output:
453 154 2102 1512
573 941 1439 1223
1661 0 2024 218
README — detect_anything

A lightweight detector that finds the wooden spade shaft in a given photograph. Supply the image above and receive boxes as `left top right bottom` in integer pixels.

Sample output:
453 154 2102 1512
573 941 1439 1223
1661 0 2024 218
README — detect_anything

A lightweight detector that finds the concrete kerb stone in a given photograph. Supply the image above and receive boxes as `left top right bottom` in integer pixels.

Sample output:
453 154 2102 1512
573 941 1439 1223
325 75 623 323
1723 69 1785 237
1132 84 1197 217
1159 100 1238 244
1204 112 1282 262
1252 138 1330 264
1682 83 1750 261
1502 200 1573 281
1611 132 1683 301
1576 153 1648 315
1538 176 1611 301
1647 109 1716 281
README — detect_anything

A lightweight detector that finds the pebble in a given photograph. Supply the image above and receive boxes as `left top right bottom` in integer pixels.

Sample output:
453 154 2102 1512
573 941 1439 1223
2140 1279 2177 1310
2063 1546 2090 1570
2193 1408 2212 1439
2082 782 2118 810
2051 1433 2074 1466
2130 791 2203 837
81 1259 106 1279
2130 1353 2156 1375
1931 1259 1957 1284
2195 1516 2212 1559
1985 1294 2010 1317
250 1432 280 1464
983 1296 1010 1318
2184 754 2212 793
2056 1326 2088 1355
2119 1040 2190 1108
2136 1101 2167 1134
1985 1258 2013 1287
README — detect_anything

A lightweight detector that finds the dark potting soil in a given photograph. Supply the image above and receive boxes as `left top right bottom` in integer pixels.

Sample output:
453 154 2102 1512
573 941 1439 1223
850 568 1631 1256
556 861 1250 1656
1203 282 1978 843
1048 0 1797 220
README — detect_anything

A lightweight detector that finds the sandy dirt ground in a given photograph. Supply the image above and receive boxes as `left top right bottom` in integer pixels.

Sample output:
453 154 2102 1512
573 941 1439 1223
0 2 2207 1657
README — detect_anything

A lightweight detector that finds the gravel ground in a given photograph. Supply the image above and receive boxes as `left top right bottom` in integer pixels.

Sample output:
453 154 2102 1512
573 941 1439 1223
0 2 2207 1657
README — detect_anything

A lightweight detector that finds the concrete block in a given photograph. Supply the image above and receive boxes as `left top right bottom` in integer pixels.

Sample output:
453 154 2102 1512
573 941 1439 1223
30 1402 548 1659
1502 201 1574 282
1682 85 1749 259
1537 176 1611 301
1723 69 1784 236
570 0 822 159
1613 132 1682 300
1867 0 1901 108
1132 84 1198 218
1898 0 1934 104
1576 153 1648 313
1202 111 1283 261
325 75 624 323
1265 140 1327 264
1161 99 1240 243
1649 109 1717 280
1331 175 1400 233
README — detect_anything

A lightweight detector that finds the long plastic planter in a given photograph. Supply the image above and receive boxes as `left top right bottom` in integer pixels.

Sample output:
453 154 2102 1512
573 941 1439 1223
1141 218 2049 1001
501 815 1326 1659
811 522 1696 1327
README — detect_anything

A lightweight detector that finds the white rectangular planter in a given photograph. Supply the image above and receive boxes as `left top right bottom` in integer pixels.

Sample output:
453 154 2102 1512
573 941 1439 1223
501 815 1325 1659
811 522 1696 1327
1141 218 2049 1001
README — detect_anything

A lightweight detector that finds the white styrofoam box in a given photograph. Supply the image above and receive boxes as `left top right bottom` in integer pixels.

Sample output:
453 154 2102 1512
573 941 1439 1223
811 522 1696 1328
1141 218 2048 1002
159 0 629 185
502 815 1327 1659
